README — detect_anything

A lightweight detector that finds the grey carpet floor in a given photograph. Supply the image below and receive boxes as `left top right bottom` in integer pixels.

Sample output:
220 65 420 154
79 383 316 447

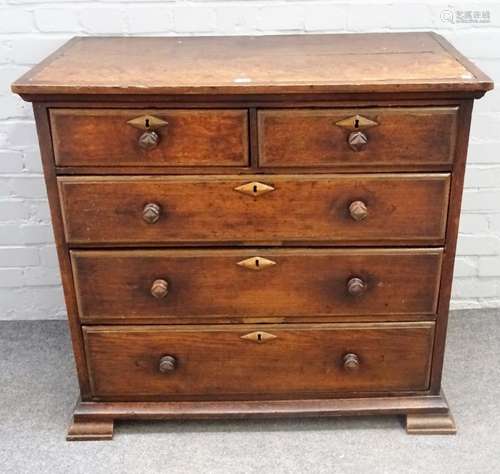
1 309 499 474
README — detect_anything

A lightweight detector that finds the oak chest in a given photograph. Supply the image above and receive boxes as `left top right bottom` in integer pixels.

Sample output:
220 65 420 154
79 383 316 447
12 33 492 439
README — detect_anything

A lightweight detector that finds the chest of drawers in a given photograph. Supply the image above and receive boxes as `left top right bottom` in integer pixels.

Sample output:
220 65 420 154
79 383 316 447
12 33 492 440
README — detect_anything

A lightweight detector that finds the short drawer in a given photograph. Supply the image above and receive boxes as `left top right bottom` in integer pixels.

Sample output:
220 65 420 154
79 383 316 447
59 174 450 245
83 322 435 400
258 107 458 169
50 109 249 167
71 248 442 322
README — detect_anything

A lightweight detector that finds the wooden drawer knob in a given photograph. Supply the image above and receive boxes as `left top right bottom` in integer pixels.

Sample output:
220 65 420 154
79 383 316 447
151 279 168 299
349 200 368 221
348 130 368 151
158 355 177 373
347 277 367 296
142 203 161 224
343 353 360 371
138 130 160 150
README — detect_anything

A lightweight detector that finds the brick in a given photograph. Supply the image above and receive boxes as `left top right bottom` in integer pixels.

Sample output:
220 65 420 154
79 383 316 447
452 278 498 298
127 6 173 33
22 147 42 173
0 150 24 173
39 245 58 268
0 224 24 244
458 214 489 234
8 176 47 199
445 30 500 60
35 8 80 33
0 200 29 222
9 37 67 65
0 179 12 198
0 65 30 91
28 200 51 223
173 6 216 33
0 40 12 64
19 223 54 245
0 121 38 148
462 189 500 212
468 141 500 164
450 299 482 310
489 214 500 232
0 8 34 33
0 246 38 267
456 234 500 256
469 113 500 142
0 95 32 120
23 266 61 286
215 5 259 34
464 166 500 189
80 8 126 34
0 287 65 321
453 257 478 277
479 257 500 277
347 3 432 31
258 5 304 31
0 268 24 287
305 3 346 31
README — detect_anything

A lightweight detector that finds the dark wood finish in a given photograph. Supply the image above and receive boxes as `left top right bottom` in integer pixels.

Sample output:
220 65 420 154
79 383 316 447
67 416 114 441
71 249 442 321
258 107 457 168
66 390 453 440
58 174 450 246
32 105 92 397
406 412 457 434
11 34 493 96
82 323 435 400
50 109 249 167
429 100 474 393
12 33 492 439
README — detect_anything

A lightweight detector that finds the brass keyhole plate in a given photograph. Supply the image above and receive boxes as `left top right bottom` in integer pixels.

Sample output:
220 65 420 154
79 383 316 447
240 331 277 343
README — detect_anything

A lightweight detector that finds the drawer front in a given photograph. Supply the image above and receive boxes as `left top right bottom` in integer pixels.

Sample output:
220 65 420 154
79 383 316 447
72 249 442 321
59 174 450 245
258 107 458 168
50 109 249 167
83 323 435 400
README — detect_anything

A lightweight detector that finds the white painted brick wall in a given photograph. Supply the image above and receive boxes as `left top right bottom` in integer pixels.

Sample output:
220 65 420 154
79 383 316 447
0 1 499 319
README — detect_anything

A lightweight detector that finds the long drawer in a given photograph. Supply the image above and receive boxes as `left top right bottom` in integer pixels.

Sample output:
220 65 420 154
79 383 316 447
258 107 458 169
50 109 249 167
71 248 442 322
83 322 435 400
59 174 450 245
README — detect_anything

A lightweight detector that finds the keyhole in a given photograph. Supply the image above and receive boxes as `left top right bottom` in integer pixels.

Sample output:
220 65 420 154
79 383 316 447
257 333 262 342
253 184 258 194
255 258 260 268
144 118 150 129
354 118 359 128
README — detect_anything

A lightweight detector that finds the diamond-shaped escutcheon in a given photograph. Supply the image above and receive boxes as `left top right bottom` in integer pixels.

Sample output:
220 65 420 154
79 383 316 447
237 256 276 271
240 331 277 343
234 182 275 197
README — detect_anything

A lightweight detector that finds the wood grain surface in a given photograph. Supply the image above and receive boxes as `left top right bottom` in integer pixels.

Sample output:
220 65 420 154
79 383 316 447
258 107 457 167
51 109 248 167
71 248 443 321
11 33 493 96
83 322 435 400
58 174 450 245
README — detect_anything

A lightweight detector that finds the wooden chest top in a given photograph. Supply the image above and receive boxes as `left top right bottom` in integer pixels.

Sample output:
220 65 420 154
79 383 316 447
11 32 492 97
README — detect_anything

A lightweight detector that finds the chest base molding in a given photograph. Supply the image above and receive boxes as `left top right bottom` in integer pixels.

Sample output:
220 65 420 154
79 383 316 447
67 390 455 440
